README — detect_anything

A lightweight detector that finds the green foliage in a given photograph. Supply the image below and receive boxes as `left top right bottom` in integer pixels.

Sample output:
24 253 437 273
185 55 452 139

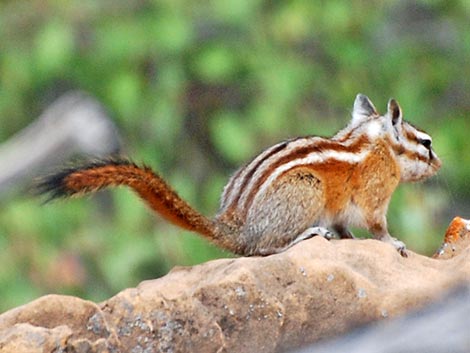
1 0 469 312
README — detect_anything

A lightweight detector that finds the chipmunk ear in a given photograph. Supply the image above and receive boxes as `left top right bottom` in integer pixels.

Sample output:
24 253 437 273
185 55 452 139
352 94 378 122
387 98 402 125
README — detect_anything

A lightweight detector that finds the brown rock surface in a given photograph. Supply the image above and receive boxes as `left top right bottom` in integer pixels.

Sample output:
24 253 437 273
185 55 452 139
433 216 470 259
0 235 469 353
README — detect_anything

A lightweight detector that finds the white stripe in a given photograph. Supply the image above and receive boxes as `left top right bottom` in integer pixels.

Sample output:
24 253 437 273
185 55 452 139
401 123 428 158
221 140 291 210
416 130 432 143
236 137 319 208
243 149 369 210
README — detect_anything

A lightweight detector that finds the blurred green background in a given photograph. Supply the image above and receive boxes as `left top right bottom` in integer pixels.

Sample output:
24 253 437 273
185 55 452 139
0 0 469 312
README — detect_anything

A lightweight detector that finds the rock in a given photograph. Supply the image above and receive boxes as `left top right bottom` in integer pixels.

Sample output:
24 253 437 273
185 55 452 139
0 323 72 353
0 223 469 353
433 216 470 259
293 285 470 353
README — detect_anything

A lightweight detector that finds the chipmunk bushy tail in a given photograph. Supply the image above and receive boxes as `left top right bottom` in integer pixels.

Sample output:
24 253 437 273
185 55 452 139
37 158 218 239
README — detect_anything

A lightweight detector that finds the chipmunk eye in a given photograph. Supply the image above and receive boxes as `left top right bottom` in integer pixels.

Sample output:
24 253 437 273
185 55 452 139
419 138 432 149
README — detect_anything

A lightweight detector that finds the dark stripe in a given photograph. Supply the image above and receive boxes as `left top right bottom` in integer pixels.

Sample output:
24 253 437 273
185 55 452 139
391 144 429 164
224 140 290 211
240 135 370 218
404 126 418 142
240 145 317 218
334 120 364 142
220 166 245 207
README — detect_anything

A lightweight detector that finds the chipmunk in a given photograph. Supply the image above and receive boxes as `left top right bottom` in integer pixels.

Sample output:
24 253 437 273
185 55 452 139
38 94 441 257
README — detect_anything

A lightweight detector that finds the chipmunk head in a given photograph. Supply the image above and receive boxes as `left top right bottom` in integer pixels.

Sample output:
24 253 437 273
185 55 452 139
351 94 441 182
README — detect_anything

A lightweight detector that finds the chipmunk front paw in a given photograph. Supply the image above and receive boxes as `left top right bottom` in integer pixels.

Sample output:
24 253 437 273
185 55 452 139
381 236 408 257
299 226 334 241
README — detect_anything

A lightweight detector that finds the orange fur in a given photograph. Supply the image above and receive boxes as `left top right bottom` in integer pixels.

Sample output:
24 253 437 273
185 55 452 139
39 94 441 256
